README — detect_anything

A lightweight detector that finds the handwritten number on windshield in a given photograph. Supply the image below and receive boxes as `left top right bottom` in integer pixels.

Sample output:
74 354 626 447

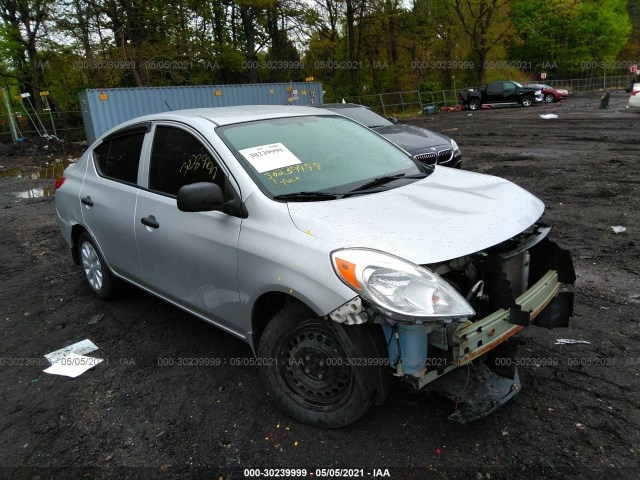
263 162 321 185
180 153 218 181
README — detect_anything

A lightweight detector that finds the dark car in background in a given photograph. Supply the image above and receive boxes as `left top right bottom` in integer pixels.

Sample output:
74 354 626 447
459 81 543 110
524 83 569 103
315 103 462 168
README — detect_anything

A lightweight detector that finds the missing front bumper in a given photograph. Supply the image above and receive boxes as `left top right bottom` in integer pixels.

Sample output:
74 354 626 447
433 362 522 424
453 269 562 366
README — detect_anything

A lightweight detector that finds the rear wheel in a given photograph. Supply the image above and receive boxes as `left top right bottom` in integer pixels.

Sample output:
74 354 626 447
522 95 534 107
78 232 118 299
544 93 555 103
468 98 481 111
257 304 388 428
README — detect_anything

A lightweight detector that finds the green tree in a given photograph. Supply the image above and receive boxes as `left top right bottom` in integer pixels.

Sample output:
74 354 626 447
509 0 631 78
450 0 514 84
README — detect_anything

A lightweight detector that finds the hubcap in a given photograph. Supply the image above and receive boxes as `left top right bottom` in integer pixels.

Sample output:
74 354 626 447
81 242 103 291
523 98 532 106
276 323 353 411
545 94 554 103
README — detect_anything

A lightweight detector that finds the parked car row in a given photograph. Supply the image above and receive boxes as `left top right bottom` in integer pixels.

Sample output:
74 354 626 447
458 81 543 110
458 80 570 110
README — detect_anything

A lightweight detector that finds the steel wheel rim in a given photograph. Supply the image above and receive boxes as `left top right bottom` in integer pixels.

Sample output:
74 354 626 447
81 242 103 291
276 322 353 411
545 94 554 103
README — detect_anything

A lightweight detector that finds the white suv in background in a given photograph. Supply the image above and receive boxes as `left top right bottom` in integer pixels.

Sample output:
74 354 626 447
629 83 640 109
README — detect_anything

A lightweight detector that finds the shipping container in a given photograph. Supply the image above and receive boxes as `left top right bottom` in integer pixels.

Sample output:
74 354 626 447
79 82 323 143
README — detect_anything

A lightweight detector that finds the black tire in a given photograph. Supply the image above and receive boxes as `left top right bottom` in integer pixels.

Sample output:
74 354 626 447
257 303 390 428
521 95 534 107
77 232 118 300
544 93 555 103
468 98 481 111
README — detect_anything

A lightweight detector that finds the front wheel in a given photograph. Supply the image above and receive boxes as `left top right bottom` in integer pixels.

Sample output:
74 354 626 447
521 95 534 107
78 232 119 299
544 93 555 103
257 304 389 428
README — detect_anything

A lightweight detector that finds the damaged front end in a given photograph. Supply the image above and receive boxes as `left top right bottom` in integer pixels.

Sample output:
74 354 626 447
330 225 575 423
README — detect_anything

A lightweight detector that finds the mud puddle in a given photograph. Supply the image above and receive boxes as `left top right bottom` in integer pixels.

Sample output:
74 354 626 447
0 158 76 180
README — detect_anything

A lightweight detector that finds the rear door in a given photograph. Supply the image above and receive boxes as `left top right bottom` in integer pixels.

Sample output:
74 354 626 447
134 123 243 333
485 81 503 103
80 124 150 282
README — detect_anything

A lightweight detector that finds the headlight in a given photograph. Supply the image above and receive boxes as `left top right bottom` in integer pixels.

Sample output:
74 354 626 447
331 248 475 320
450 139 460 154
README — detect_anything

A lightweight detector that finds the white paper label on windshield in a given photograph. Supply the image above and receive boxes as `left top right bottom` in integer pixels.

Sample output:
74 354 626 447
239 143 301 173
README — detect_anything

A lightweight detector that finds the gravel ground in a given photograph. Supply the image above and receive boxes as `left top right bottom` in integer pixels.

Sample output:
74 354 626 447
0 91 639 480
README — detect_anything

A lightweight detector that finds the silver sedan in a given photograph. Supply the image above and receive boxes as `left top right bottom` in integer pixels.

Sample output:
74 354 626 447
55 106 575 427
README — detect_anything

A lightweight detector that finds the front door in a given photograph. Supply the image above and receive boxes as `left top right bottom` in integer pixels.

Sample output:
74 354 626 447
134 124 243 334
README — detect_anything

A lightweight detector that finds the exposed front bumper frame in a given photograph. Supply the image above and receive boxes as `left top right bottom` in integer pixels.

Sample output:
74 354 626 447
415 269 562 389
454 269 560 366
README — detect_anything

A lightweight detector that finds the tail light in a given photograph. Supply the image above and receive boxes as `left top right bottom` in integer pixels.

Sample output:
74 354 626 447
632 90 640 96
54 177 66 191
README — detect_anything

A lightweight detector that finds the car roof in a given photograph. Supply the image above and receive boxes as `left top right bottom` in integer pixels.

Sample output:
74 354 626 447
94 105 337 143
312 103 366 109
125 105 334 128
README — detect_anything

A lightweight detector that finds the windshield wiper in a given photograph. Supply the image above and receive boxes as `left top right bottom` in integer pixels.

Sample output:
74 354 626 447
272 191 339 202
346 172 428 194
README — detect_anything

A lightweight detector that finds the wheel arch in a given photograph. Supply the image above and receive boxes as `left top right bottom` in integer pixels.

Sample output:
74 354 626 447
250 292 317 352
70 224 88 264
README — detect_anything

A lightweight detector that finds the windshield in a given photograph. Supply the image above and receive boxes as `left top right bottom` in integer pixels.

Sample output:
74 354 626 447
513 81 523 88
218 115 425 199
324 106 392 128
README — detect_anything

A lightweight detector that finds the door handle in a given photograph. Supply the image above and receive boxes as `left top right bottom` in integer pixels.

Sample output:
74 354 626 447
141 215 159 229
81 196 93 207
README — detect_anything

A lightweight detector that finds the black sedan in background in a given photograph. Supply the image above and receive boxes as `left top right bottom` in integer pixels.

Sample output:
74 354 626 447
315 103 462 168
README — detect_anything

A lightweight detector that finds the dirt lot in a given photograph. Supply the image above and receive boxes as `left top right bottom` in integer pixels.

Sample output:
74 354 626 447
0 91 639 480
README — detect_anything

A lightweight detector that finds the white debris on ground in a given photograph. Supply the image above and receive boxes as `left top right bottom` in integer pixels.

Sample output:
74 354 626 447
43 339 102 378
610 226 627 234
555 339 591 345
43 353 103 378
44 339 98 364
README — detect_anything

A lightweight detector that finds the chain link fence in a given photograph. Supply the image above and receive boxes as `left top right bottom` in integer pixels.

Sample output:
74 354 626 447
327 74 635 116
1 74 635 142
0 110 85 143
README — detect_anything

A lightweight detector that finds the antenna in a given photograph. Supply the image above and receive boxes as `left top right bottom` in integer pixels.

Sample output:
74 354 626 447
164 100 173 111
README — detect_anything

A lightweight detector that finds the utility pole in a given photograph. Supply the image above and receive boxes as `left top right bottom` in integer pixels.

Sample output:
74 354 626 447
1 86 20 143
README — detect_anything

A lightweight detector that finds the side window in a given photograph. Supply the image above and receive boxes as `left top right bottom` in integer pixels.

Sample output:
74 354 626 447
149 126 224 196
93 132 144 184
503 82 516 95
486 82 502 95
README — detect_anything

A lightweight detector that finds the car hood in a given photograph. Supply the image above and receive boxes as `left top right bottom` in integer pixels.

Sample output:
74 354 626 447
373 124 451 153
287 167 544 265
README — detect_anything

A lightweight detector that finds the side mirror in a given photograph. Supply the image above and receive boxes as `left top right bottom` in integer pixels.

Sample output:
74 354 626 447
387 116 398 124
177 182 225 212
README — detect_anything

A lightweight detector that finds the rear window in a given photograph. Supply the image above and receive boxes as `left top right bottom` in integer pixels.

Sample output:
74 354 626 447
93 132 145 184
